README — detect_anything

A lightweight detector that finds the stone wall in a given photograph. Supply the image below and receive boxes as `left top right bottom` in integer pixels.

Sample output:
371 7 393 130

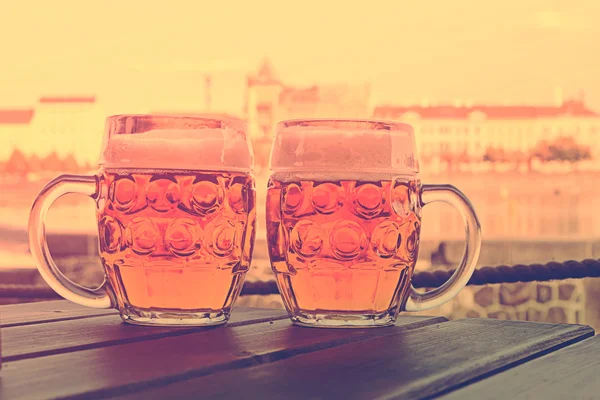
424 280 585 324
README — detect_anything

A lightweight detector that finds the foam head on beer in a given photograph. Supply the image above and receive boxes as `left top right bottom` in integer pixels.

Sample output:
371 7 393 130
101 115 253 172
271 119 419 176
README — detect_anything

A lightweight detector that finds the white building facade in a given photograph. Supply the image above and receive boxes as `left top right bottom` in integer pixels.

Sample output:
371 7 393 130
373 99 600 163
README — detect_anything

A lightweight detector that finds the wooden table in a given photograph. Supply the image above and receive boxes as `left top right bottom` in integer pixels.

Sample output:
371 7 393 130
0 300 597 399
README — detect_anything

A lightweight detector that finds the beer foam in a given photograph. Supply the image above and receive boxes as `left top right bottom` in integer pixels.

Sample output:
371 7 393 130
101 128 253 172
270 124 419 175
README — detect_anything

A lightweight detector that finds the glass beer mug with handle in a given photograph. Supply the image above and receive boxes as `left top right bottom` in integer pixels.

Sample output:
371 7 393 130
266 119 481 327
29 115 256 326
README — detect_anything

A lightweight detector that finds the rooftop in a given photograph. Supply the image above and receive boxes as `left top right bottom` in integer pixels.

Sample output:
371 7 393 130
0 109 35 125
373 99 598 120
39 96 96 104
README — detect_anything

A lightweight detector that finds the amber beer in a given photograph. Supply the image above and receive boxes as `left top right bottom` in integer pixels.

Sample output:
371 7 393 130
29 115 255 326
267 119 481 327
267 175 420 316
99 170 256 312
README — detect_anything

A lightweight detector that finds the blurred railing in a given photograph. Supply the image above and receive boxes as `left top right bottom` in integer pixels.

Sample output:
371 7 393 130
2 258 599 299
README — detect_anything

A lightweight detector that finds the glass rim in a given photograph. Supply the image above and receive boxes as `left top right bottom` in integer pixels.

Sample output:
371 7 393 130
275 118 413 132
100 113 253 172
105 114 247 133
270 118 418 175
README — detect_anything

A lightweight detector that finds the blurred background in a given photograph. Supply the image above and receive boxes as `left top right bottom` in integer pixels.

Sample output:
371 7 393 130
1 1 600 328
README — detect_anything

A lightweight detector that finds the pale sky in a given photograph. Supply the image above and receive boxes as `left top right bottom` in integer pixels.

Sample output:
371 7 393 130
1 1 599 115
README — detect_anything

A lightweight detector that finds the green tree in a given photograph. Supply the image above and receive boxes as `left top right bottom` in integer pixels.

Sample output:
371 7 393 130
42 152 66 171
62 154 79 172
28 154 42 172
80 161 93 172
532 140 552 161
457 150 470 163
5 149 29 176
533 137 591 163
440 151 455 169
512 150 528 163
483 147 507 162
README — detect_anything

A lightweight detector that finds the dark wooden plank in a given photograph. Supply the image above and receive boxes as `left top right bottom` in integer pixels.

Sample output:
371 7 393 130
0 315 446 400
0 300 117 327
118 318 594 400
438 334 600 400
3 306 289 361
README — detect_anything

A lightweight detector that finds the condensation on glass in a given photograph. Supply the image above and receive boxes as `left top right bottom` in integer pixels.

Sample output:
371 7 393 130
266 119 482 327
29 114 256 326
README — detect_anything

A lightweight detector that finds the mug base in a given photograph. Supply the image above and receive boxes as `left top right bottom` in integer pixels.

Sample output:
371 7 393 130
290 310 396 328
119 306 229 327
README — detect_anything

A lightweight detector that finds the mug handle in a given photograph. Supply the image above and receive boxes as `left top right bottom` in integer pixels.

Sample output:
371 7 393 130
402 184 481 312
28 174 113 309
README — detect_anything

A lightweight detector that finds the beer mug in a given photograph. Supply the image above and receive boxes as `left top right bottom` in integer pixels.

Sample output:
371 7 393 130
266 119 481 327
29 115 256 326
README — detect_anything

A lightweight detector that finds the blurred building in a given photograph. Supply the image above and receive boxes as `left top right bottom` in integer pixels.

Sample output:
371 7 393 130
0 109 35 160
0 96 105 178
373 97 600 163
29 96 104 165
245 58 371 162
